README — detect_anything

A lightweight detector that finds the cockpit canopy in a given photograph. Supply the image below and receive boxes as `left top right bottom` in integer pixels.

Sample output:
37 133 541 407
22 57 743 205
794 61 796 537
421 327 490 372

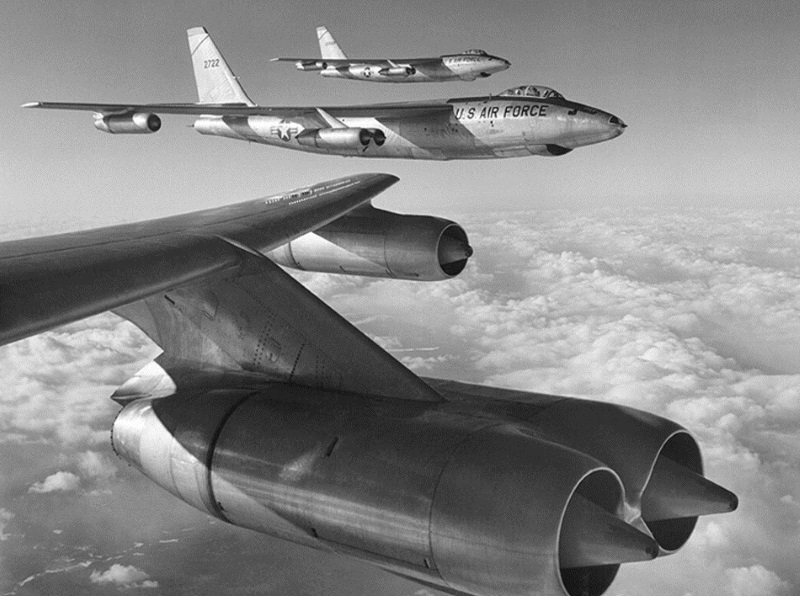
462 49 489 56
499 85 564 99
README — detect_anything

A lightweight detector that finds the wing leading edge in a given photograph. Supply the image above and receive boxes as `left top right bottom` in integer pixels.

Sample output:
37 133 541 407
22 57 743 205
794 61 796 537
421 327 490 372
0 173 440 402
0 173 393 346
22 101 453 120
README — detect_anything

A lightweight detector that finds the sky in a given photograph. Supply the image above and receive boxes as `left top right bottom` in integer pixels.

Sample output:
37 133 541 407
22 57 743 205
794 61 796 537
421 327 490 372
2 1 800 595
3 0 800 224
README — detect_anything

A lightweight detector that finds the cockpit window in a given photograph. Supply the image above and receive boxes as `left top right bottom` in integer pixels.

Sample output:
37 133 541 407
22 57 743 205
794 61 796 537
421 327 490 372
499 85 564 99
462 49 489 56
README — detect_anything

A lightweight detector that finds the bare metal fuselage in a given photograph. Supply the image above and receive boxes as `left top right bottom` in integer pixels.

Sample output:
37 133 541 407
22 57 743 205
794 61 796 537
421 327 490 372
193 95 625 160
316 54 509 83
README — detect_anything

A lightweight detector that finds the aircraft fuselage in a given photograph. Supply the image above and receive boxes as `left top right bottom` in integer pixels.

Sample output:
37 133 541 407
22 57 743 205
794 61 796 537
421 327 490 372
193 93 626 160
317 53 510 83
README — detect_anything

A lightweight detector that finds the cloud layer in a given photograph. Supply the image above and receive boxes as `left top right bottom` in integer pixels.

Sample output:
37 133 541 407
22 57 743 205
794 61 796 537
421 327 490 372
90 564 159 589
1 207 799 595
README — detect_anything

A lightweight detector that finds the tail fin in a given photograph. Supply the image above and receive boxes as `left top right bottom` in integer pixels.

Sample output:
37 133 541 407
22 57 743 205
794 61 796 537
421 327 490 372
316 26 347 60
187 27 255 105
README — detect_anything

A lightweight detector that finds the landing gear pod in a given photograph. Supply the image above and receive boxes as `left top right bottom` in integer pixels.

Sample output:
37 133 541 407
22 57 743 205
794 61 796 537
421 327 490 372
93 112 161 134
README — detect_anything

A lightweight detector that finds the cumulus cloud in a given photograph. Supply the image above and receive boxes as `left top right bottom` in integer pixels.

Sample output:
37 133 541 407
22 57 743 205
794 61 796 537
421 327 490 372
28 471 80 494
3 207 800 595
725 565 790 596
0 313 159 446
89 564 158 589
77 450 117 482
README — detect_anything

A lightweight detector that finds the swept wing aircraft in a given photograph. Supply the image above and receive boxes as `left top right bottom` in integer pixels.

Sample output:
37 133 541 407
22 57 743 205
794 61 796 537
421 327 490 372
1 174 737 596
24 27 625 160
271 25 511 83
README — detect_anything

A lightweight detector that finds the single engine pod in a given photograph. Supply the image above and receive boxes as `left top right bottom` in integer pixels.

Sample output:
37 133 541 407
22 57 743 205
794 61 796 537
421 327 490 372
266 205 472 280
94 112 161 134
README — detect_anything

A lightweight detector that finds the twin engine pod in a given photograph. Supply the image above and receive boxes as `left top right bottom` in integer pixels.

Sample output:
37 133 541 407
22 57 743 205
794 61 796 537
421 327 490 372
295 127 386 150
94 112 161 134
378 65 416 77
110 385 736 596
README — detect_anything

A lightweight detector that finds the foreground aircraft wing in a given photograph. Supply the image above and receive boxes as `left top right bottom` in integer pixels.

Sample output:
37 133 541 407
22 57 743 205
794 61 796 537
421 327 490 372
0 173 385 343
0 172 440 402
22 100 453 120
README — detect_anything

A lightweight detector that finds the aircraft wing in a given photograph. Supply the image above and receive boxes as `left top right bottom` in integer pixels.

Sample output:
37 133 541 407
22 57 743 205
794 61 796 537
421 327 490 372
271 57 442 67
0 172 440 402
0 173 393 346
23 100 453 120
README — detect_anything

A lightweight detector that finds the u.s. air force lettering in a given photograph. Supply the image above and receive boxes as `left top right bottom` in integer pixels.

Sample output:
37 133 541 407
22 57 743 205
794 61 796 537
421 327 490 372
454 103 548 121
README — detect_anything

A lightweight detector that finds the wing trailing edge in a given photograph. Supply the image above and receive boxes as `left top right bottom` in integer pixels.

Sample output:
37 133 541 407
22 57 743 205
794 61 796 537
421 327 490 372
115 252 441 402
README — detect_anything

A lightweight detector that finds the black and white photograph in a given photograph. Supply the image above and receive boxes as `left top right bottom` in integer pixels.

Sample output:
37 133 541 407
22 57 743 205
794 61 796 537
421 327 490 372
1 2 798 595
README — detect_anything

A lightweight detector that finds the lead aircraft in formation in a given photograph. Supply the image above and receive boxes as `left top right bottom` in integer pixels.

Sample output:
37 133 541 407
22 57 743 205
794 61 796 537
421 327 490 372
1 174 737 596
271 25 511 83
24 27 625 160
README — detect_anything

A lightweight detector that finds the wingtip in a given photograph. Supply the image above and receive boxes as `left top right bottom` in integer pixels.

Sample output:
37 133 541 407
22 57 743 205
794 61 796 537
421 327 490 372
350 172 400 194
187 26 208 36
269 57 280 62
21 102 41 109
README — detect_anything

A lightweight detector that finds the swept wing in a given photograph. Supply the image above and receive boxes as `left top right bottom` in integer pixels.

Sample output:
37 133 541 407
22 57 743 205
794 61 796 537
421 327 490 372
22 100 453 120
270 57 442 67
0 172 441 403
0 173 390 343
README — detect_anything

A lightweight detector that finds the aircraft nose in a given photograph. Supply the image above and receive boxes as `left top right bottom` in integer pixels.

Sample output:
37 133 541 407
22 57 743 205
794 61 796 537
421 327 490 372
609 115 627 129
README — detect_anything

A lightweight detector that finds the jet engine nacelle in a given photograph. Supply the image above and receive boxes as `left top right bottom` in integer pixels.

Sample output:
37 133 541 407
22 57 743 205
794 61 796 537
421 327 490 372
295 127 386 150
266 206 472 280
378 65 416 77
93 112 161 134
296 60 327 71
112 386 663 596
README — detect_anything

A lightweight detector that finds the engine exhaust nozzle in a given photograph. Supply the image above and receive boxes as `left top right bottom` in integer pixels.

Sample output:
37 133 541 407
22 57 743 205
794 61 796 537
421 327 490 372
642 455 739 522
560 493 659 568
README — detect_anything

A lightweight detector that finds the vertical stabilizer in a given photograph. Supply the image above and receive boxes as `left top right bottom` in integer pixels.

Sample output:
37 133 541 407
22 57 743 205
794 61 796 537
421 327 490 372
317 26 347 60
187 27 255 105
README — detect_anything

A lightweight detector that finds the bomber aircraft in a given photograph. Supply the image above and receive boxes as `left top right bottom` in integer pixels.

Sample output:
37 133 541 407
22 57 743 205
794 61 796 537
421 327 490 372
24 27 625 161
2 173 737 596
271 25 511 83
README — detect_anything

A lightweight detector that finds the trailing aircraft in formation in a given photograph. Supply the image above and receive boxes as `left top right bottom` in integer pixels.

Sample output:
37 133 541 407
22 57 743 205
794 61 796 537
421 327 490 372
1 174 737 596
271 25 511 83
24 27 625 161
